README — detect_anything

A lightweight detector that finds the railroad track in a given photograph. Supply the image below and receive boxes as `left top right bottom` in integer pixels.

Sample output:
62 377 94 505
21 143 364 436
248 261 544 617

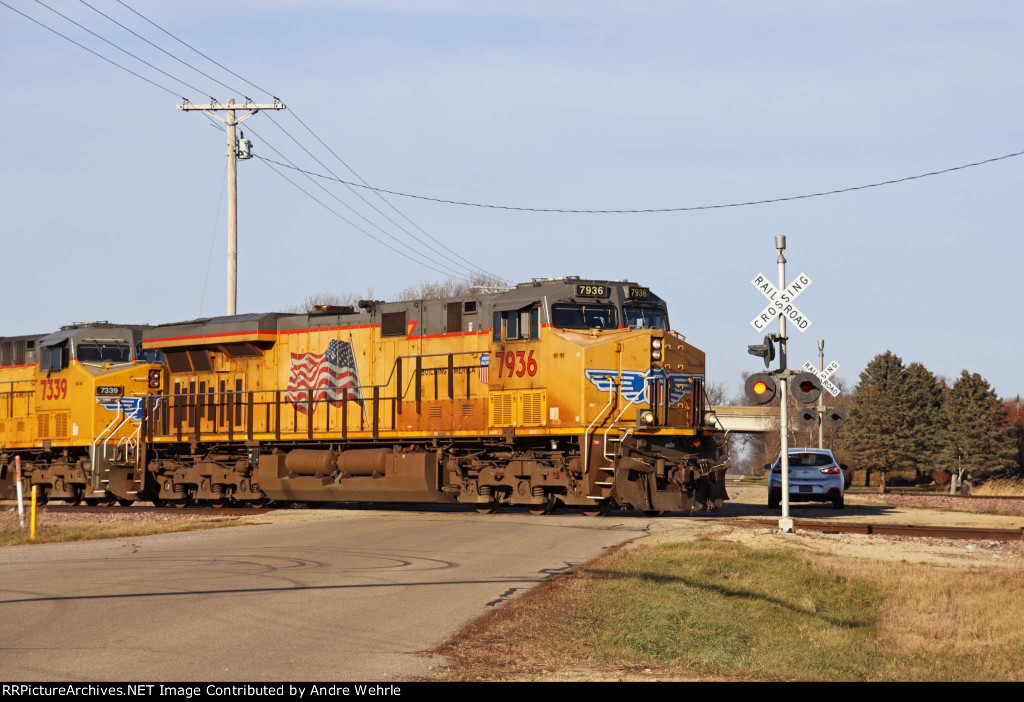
845 490 1024 501
711 517 1024 541
36 504 277 517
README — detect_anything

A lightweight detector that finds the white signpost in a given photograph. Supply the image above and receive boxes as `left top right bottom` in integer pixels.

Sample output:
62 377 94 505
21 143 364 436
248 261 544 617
802 360 840 397
750 272 813 333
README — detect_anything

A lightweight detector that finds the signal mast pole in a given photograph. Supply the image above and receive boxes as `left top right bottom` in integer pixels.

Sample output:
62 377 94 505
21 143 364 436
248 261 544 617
818 338 825 449
776 235 794 534
178 98 286 315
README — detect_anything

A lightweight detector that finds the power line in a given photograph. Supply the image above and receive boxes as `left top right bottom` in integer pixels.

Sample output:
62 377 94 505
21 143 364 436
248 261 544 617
256 148 1024 214
286 110 508 283
76 0 247 100
245 122 473 281
113 0 277 99
0 0 185 99
261 112 489 280
259 158 480 280
30 0 212 101
109 0 507 283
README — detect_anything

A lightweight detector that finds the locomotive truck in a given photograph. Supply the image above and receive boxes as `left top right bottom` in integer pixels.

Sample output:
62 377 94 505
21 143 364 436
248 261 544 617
2 277 728 515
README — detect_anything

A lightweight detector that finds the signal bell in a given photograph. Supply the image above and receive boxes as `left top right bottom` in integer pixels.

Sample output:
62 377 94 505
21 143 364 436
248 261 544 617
745 372 777 404
791 372 822 403
747 335 775 369
825 408 846 428
796 408 817 427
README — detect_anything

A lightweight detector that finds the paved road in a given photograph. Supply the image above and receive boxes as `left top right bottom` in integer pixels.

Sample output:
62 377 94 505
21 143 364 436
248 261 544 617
0 507 650 681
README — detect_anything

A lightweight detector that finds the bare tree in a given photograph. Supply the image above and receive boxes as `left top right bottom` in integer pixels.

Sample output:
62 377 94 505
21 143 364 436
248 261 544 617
393 274 506 302
278 288 375 314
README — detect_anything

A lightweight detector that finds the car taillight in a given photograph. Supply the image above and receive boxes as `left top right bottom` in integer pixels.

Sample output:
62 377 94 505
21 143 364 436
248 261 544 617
819 466 840 475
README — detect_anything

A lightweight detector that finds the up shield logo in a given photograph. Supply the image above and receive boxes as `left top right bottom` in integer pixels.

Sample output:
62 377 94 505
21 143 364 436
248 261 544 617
584 369 702 405
96 396 143 420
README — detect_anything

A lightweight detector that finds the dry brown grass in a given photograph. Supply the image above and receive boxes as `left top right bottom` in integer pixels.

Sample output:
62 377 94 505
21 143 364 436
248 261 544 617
0 511 244 547
436 538 1024 681
974 478 1024 497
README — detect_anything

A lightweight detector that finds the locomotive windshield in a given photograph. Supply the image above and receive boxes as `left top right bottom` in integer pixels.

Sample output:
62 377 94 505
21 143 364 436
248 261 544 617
551 303 618 329
624 305 668 330
76 340 131 363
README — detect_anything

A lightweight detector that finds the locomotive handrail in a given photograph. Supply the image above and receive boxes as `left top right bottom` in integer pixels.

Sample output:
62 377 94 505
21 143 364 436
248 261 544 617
603 389 646 461
582 375 617 480
148 348 488 443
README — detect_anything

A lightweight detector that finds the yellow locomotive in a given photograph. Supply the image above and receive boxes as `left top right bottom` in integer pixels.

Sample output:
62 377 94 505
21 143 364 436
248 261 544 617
133 277 727 514
0 323 162 505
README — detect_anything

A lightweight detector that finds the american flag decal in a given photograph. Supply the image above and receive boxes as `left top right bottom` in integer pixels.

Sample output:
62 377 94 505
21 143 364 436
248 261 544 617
285 339 362 411
479 352 490 384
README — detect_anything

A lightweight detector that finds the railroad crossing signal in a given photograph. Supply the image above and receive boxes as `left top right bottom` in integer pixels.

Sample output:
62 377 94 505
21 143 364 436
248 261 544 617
750 272 813 333
802 360 841 397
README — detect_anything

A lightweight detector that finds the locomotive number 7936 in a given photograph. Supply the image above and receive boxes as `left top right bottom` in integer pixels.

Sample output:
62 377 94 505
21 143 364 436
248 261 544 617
494 350 538 378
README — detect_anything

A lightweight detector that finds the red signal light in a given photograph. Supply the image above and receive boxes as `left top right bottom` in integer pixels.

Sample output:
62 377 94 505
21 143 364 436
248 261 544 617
753 381 768 395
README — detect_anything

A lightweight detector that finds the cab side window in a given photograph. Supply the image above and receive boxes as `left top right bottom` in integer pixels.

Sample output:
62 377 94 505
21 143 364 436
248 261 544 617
493 306 540 341
39 345 68 372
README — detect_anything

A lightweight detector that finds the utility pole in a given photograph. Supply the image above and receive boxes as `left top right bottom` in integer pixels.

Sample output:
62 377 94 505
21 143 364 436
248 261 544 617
818 338 825 449
776 235 794 534
178 98 286 315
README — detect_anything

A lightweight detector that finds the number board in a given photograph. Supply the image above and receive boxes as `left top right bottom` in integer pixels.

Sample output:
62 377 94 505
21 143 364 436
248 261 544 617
96 386 124 396
627 286 650 300
575 284 609 298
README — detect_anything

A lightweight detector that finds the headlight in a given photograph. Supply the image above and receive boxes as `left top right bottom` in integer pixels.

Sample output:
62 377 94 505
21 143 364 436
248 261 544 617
640 411 655 425
651 350 662 361
651 339 662 350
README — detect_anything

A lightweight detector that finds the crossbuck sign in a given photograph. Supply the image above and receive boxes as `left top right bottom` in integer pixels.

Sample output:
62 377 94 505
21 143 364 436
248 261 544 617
802 360 841 397
750 272 813 333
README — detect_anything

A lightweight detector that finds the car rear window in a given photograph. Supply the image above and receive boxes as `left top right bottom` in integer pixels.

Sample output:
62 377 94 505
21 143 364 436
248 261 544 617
787 453 834 467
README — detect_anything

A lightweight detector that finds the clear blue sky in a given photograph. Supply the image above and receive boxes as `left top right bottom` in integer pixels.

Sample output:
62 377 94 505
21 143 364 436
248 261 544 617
1 1 1021 398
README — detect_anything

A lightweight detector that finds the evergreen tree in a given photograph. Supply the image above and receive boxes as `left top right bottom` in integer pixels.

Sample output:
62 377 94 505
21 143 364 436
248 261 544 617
944 371 1016 477
902 362 949 481
839 351 908 473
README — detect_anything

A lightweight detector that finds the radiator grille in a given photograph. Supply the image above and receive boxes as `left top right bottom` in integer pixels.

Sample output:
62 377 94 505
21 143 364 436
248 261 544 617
37 413 50 439
518 390 546 427
55 412 69 439
489 392 515 428
461 403 474 417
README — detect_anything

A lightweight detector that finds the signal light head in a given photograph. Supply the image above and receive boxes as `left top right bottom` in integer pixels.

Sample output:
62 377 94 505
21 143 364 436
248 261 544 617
791 372 822 403
825 407 846 428
744 372 777 404
747 335 776 369
796 408 817 427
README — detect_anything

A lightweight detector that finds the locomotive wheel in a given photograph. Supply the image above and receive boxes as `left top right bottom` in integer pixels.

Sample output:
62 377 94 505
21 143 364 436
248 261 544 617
207 498 229 509
528 493 558 516
94 496 116 508
582 500 613 517
117 499 134 507
244 497 270 509
474 499 500 515
64 487 84 506
152 497 166 508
